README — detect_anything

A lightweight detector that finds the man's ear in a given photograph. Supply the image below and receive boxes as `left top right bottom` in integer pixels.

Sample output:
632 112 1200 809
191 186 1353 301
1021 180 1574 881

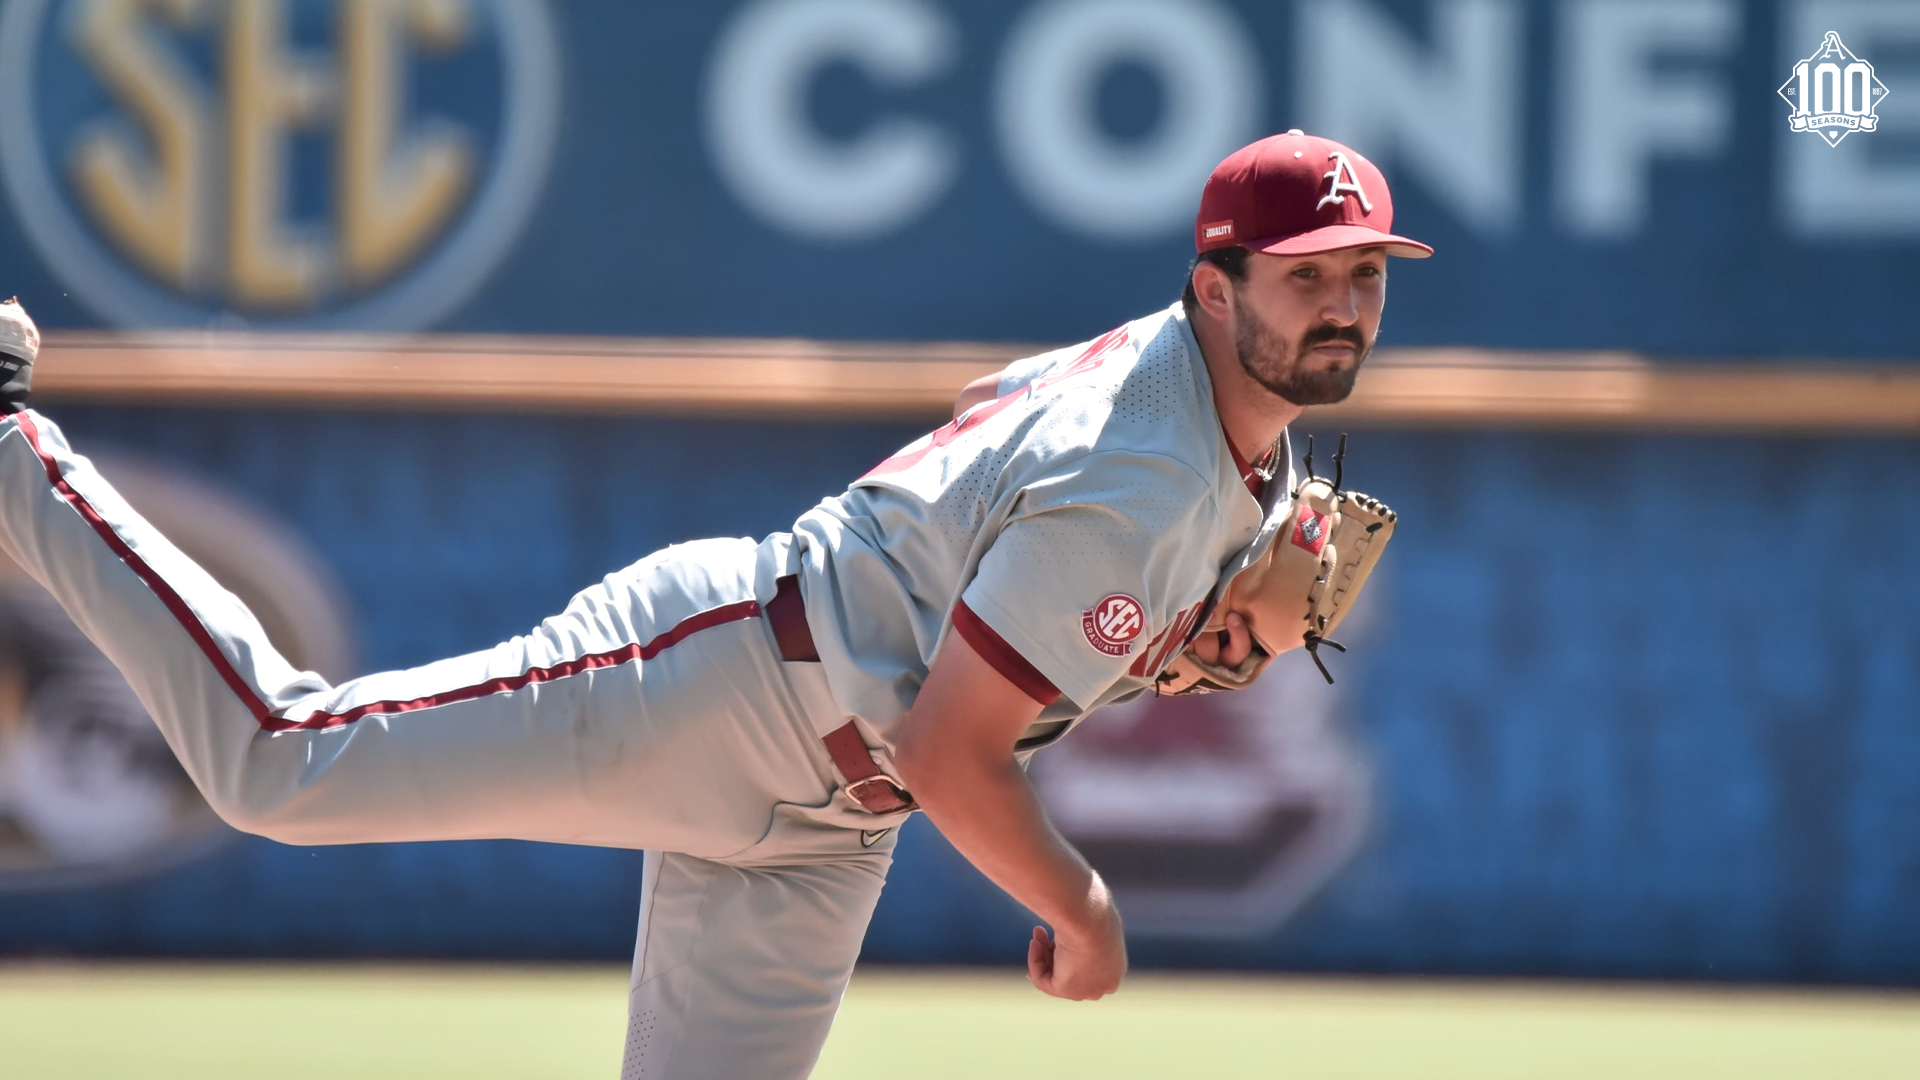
1190 261 1235 322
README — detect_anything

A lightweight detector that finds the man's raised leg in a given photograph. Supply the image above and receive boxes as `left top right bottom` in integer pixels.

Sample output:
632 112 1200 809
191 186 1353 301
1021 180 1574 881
0 411 828 855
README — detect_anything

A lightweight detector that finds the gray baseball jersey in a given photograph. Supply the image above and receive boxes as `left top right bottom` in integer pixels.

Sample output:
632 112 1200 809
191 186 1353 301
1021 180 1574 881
791 302 1293 753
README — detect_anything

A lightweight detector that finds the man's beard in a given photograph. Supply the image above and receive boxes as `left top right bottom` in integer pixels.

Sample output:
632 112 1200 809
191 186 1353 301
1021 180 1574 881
1233 307 1372 406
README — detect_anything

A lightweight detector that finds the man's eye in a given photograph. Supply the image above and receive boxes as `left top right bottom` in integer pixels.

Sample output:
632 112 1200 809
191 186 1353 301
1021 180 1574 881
1292 266 1318 278
1356 265 1383 278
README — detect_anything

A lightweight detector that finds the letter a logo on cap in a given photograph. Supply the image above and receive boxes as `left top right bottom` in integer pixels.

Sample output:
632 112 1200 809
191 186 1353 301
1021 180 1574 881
1316 152 1374 213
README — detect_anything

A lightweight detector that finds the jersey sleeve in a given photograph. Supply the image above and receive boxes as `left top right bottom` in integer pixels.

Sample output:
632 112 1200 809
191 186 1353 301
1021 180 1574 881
958 451 1218 709
994 344 1078 398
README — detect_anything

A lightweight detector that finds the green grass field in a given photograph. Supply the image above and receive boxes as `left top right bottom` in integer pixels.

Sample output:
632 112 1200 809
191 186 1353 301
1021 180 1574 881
2 964 1916 1079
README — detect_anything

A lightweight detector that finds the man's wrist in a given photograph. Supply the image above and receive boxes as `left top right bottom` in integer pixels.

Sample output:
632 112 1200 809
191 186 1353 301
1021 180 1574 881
1044 871 1118 941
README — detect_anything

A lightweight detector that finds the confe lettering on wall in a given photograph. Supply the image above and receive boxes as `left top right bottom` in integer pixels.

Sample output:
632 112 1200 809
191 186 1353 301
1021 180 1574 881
702 0 1920 244
704 0 1260 243
704 0 961 242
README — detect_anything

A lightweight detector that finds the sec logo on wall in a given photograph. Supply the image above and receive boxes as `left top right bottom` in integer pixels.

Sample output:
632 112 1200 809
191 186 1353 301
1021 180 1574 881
0 0 559 330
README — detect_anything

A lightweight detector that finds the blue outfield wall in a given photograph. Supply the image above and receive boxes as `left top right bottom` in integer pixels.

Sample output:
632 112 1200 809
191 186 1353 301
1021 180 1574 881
1 405 1915 986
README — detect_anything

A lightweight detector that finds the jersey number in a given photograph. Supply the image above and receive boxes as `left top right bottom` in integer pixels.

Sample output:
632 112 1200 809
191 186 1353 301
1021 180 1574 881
1128 599 1206 679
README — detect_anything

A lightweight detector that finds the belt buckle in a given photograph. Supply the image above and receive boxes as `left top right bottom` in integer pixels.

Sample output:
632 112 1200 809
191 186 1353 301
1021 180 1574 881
844 774 914 814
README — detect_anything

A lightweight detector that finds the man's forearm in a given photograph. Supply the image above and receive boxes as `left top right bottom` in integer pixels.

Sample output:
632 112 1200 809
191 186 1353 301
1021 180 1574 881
902 750 1105 934
894 626 1127 998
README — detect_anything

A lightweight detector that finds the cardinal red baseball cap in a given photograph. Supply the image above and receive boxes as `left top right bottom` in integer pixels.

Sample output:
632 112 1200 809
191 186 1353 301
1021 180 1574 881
1195 130 1432 259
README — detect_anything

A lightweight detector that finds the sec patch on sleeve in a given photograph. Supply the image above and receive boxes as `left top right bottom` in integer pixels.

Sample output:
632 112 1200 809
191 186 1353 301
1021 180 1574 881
1082 594 1146 656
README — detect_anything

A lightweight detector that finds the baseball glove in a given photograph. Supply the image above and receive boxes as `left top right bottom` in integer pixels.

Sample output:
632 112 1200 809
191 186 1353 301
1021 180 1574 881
1156 444 1397 694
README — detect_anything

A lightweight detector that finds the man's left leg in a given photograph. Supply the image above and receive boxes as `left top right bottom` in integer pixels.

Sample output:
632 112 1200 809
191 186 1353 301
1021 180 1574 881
620 824 895 1080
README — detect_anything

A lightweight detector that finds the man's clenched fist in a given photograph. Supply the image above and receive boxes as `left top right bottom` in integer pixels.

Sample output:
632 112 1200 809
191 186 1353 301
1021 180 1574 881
0 298 38 414
1027 877 1128 1001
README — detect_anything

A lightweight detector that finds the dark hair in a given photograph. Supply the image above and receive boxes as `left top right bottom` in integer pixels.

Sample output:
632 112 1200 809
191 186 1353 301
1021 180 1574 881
1180 246 1250 317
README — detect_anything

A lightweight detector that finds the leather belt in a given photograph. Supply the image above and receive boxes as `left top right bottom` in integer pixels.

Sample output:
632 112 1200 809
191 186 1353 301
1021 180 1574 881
767 574 918 815
765 574 819 662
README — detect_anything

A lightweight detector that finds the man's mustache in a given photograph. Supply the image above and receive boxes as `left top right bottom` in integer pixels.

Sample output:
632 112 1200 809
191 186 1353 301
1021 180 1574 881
1300 324 1368 350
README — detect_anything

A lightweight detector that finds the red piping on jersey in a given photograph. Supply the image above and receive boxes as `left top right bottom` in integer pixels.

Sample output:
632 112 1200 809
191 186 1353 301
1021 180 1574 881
13 413 764 732
952 600 1062 707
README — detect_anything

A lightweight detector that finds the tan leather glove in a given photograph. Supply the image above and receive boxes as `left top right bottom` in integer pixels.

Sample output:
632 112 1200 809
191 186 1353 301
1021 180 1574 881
1156 479 1397 694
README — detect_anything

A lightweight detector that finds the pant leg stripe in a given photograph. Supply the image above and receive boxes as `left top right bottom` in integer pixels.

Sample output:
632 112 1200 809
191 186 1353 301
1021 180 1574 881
15 411 275 723
14 412 768 734
269 599 764 731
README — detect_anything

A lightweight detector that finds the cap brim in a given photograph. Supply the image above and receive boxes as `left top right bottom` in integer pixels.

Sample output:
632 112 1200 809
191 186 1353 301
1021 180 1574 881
1246 223 1433 259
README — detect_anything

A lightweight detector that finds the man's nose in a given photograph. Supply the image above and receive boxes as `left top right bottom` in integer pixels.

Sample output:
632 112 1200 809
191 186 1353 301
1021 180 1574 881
1320 284 1360 326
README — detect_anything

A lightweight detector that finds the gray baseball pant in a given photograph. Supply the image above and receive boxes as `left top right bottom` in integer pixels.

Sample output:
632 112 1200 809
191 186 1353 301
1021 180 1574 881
0 411 906 1079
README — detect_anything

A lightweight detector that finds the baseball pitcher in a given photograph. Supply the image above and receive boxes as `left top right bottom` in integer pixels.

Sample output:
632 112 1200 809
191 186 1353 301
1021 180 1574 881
0 130 1427 1079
